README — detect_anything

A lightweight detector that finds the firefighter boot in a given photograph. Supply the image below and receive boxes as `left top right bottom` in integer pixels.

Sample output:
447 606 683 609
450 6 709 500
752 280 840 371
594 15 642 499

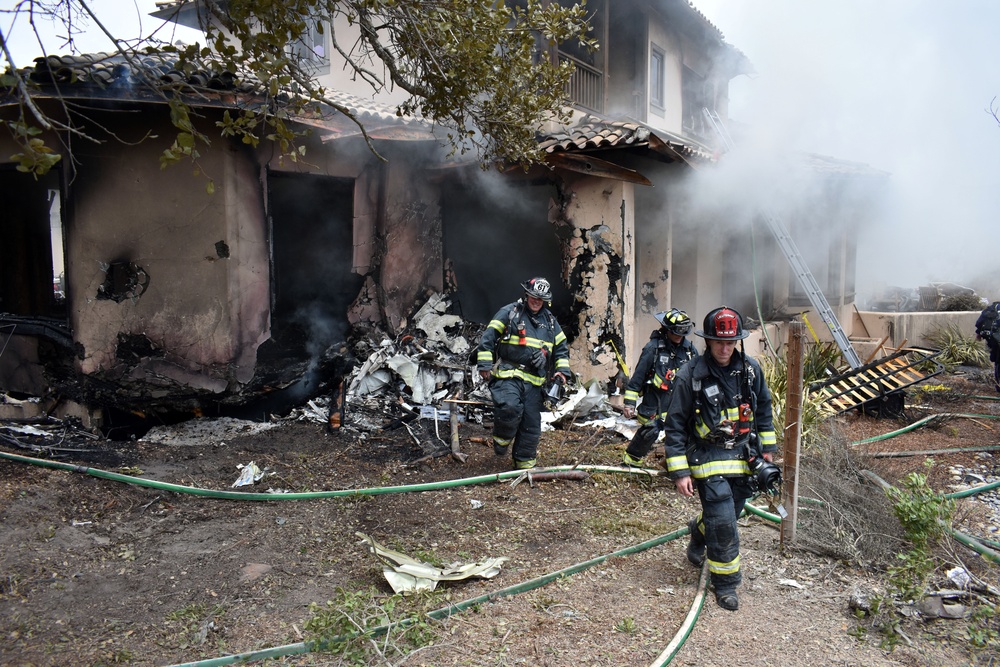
513 458 537 470
686 518 706 568
622 451 644 467
493 436 512 457
715 589 739 611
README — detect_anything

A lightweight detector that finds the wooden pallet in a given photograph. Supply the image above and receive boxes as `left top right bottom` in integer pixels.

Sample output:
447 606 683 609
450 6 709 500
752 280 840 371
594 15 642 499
809 348 944 416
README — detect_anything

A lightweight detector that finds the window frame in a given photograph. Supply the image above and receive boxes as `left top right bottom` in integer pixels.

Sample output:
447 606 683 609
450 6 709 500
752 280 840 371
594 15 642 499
650 45 665 110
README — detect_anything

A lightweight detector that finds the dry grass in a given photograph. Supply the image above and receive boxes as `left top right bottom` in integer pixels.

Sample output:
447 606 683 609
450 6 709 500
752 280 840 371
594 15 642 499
788 423 907 568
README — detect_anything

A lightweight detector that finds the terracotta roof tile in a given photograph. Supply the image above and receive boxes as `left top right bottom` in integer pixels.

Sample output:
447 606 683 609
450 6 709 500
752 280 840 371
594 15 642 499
541 116 715 162
5 50 425 131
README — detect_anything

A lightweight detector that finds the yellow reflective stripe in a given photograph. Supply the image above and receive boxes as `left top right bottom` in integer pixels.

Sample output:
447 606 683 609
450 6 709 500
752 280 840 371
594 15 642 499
758 430 777 446
493 367 546 386
690 459 750 479
555 331 566 345
493 436 513 447
624 390 639 403
477 351 493 363
488 319 505 332
721 407 739 421
694 420 711 438
623 452 644 466
554 359 570 370
708 554 740 575
664 456 689 473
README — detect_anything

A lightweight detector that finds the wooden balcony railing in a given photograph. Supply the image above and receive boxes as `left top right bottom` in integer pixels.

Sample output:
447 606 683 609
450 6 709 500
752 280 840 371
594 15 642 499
559 52 603 113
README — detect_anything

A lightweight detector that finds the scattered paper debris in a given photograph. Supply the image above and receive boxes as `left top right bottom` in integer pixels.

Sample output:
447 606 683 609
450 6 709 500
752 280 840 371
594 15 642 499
356 532 507 594
232 461 264 488
946 566 971 589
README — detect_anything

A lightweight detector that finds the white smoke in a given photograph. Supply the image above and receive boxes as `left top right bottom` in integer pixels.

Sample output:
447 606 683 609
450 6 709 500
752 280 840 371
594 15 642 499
695 0 1000 300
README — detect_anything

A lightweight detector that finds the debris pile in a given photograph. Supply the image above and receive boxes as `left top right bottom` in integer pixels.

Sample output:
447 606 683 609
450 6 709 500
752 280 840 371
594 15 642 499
865 282 987 312
287 292 631 462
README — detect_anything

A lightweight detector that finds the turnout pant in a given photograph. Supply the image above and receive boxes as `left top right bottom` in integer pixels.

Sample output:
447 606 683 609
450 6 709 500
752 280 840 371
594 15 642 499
989 342 1000 392
624 391 668 460
692 475 754 593
490 377 543 463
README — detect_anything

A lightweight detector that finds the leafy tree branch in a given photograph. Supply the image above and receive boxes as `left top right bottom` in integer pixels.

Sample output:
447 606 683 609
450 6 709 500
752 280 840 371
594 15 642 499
2 0 596 177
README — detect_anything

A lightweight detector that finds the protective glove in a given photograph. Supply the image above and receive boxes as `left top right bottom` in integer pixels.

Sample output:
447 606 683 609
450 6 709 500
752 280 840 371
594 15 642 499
530 348 548 371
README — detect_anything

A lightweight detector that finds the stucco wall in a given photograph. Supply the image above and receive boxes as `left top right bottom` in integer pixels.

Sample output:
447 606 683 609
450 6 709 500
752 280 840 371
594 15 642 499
68 112 268 393
555 173 635 385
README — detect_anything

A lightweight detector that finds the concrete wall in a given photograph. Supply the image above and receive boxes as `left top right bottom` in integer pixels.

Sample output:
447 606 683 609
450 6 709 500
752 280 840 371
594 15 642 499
854 311 981 350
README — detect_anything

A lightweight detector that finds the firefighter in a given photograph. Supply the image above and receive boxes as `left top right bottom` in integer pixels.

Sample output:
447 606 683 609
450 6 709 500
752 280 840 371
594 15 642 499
477 277 571 469
975 301 1000 392
621 308 699 467
660 306 777 611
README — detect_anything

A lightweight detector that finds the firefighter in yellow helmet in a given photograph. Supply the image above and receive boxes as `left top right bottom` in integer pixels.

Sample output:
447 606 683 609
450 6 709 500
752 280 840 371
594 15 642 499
621 308 698 467
477 277 571 469
661 307 778 611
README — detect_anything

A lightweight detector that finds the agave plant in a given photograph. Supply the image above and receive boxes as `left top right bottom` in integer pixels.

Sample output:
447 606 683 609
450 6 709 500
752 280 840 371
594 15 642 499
761 344 834 450
924 322 989 369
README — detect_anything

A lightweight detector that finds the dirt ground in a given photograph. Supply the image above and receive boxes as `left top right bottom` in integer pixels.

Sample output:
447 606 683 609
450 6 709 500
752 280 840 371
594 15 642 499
1 365 999 667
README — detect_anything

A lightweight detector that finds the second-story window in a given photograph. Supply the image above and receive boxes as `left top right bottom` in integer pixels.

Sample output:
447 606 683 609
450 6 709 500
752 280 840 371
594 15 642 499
682 66 711 138
650 46 665 109
291 20 330 72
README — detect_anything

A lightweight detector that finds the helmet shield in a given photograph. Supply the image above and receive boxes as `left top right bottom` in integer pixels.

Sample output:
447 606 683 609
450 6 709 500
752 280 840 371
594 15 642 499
654 308 693 335
696 307 749 340
521 277 553 302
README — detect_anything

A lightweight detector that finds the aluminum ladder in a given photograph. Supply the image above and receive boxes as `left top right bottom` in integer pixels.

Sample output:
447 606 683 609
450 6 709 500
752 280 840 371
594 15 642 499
702 108 862 369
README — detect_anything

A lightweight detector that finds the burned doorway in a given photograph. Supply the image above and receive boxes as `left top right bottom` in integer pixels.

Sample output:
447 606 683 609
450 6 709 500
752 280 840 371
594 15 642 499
441 179 565 324
0 165 66 321
266 171 360 359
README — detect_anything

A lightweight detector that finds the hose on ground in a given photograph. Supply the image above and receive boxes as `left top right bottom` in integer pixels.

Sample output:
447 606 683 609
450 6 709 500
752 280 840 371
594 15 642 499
850 412 1000 445
0 448 710 666
165 525 702 667
4 403 1000 665
0 450 661 499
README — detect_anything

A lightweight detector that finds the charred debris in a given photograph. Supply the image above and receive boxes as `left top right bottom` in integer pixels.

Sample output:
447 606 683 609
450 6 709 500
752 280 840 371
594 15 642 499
0 292 608 458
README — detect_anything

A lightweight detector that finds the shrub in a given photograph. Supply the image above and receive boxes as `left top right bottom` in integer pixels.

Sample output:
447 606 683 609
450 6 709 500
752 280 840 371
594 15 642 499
925 322 989 369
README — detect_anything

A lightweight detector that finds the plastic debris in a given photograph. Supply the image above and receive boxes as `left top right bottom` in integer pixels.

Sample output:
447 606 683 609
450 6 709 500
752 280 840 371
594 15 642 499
946 566 971 589
232 461 264 488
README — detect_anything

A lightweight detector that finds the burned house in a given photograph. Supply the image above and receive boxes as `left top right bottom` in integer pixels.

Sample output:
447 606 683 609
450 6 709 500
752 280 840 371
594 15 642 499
0 0 883 427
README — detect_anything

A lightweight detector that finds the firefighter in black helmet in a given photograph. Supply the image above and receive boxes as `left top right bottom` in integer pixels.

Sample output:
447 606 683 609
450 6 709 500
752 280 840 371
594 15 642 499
477 277 571 470
621 308 699 467
661 306 777 611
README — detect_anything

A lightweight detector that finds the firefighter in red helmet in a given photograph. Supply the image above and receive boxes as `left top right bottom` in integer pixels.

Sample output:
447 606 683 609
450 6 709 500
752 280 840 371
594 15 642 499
477 277 571 469
660 306 778 611
621 308 699 467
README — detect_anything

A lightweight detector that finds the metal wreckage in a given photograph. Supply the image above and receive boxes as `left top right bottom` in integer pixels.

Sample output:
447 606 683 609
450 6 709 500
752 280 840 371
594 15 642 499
318 292 623 465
